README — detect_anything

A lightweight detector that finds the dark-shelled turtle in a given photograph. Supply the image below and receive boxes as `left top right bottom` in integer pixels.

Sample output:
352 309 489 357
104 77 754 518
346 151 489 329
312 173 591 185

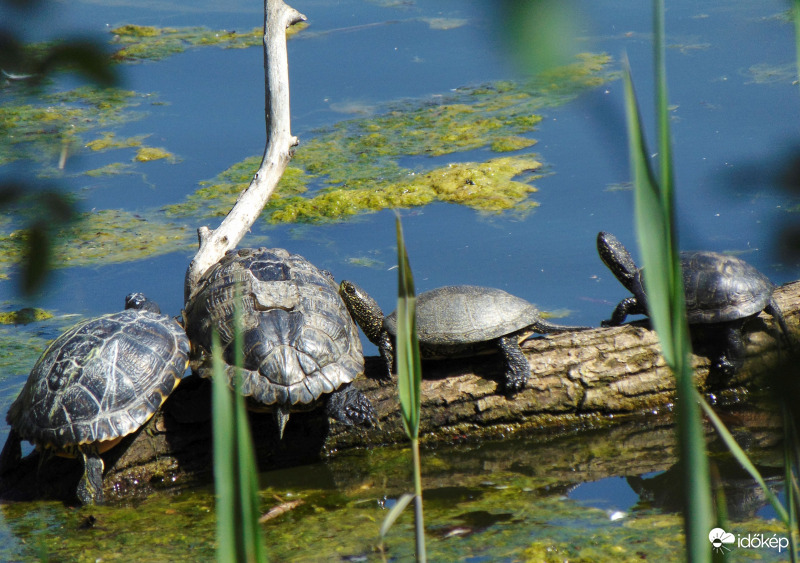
339 281 591 392
597 231 791 373
183 247 376 438
0 293 189 504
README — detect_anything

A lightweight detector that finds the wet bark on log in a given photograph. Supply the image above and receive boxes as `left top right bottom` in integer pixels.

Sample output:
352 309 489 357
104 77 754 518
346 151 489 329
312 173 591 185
2 281 796 503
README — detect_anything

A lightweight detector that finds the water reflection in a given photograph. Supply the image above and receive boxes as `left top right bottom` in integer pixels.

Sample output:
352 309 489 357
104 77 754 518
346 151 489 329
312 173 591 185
0 411 788 560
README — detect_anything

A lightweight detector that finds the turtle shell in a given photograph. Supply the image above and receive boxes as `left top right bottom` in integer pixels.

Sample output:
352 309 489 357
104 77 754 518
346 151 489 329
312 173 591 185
7 309 189 449
680 251 775 324
184 247 364 409
383 285 542 346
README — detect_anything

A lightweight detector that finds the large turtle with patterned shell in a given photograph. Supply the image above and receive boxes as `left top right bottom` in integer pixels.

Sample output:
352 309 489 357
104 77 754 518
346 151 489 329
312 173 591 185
597 231 792 374
183 247 376 438
0 293 189 504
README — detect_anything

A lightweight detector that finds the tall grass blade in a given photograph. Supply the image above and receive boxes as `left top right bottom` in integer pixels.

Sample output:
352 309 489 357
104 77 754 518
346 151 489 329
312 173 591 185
392 214 426 562
395 216 422 440
379 493 415 540
212 331 237 562
785 406 800 561
622 7 714 555
234 297 267 562
211 292 267 563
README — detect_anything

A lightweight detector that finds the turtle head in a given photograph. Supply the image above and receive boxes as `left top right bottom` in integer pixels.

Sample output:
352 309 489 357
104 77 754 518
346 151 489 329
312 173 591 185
597 232 643 295
125 292 161 314
339 280 386 346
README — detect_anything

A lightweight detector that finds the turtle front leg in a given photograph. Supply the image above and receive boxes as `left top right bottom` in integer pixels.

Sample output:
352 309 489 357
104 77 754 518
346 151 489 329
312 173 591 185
714 323 746 377
377 331 395 380
497 335 530 393
326 385 377 427
602 297 645 327
76 445 105 505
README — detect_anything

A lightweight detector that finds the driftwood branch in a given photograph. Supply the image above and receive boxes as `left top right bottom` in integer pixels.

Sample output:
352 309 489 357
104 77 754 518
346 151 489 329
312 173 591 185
183 0 306 301
2 281 797 503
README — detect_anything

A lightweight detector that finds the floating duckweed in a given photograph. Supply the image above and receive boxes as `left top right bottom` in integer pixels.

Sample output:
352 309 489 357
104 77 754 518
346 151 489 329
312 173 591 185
84 162 135 177
0 308 53 325
110 24 307 62
56 209 192 268
0 208 189 278
85 132 148 152
744 62 796 85
0 86 143 166
421 17 468 30
164 159 308 218
0 214 21 280
0 327 55 398
270 155 541 223
113 24 164 37
134 146 176 163
536 52 615 93
168 53 613 224
490 136 537 152
346 255 385 269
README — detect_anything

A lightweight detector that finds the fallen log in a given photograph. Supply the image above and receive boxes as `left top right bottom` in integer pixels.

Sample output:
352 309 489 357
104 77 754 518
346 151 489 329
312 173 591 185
1 280 796 503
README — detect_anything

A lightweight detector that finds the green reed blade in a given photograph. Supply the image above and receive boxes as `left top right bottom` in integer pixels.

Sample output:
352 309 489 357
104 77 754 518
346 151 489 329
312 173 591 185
393 214 426 562
395 215 422 440
622 6 714 555
211 292 267 563
379 493 415 541
212 331 237 563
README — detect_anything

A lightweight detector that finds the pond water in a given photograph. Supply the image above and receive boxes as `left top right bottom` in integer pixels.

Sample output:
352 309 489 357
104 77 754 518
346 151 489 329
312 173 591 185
1 0 799 560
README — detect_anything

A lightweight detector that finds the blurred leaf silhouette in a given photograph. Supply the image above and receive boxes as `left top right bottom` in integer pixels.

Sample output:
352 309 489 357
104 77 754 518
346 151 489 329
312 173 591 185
1 0 117 296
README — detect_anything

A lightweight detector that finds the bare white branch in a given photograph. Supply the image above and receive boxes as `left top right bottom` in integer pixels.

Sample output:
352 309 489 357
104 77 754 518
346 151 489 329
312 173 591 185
184 0 306 301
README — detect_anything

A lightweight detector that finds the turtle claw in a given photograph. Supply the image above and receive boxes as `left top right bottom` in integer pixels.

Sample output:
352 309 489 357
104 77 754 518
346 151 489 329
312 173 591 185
326 386 377 427
711 353 740 378
504 371 528 394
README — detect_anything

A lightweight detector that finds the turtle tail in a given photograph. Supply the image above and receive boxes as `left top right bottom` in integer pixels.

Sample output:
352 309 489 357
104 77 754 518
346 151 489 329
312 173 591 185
274 405 291 439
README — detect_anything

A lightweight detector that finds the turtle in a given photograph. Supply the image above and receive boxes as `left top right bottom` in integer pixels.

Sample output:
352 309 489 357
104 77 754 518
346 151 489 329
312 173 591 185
183 247 377 438
339 281 592 392
596 231 792 374
0 293 189 504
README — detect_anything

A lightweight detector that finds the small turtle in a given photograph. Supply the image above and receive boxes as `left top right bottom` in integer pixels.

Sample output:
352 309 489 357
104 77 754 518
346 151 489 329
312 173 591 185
339 281 591 392
0 293 189 504
597 231 791 373
183 247 376 438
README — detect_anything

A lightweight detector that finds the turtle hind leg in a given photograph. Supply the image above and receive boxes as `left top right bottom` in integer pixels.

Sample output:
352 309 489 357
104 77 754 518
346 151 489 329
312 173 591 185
497 335 530 394
76 445 105 505
0 429 22 476
765 299 793 350
326 385 377 427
